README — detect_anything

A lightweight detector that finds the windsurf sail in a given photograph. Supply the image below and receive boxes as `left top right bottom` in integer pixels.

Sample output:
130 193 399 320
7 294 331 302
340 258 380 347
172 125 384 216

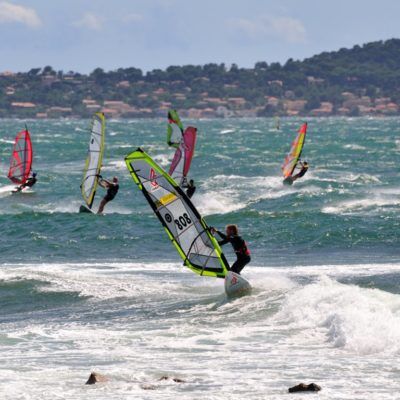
169 126 197 187
81 112 106 209
125 148 229 278
167 109 184 148
282 122 307 179
8 129 33 184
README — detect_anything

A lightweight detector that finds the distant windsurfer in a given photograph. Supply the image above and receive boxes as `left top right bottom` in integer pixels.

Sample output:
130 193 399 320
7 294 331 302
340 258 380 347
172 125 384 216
167 110 183 148
210 225 251 275
97 176 119 214
185 179 196 199
15 172 37 192
283 161 309 185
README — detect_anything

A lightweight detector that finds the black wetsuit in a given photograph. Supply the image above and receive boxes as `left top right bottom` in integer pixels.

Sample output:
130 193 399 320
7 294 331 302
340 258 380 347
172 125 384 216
17 176 37 191
284 165 308 185
293 166 308 179
186 185 196 199
24 177 37 188
216 231 251 274
104 183 119 201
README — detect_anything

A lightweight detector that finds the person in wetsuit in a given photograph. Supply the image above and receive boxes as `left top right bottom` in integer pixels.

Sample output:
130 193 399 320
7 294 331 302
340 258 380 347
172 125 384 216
16 172 37 192
97 176 119 214
211 224 251 275
185 179 196 199
283 161 309 185
293 161 308 180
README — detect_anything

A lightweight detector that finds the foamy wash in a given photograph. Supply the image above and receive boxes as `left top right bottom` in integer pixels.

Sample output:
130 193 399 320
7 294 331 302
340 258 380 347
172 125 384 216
0 117 399 399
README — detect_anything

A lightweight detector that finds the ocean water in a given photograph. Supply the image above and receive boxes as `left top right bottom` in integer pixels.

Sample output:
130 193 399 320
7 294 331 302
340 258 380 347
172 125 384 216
0 117 399 399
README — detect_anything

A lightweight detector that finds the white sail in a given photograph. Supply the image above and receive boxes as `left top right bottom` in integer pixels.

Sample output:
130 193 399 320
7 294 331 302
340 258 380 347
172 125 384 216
81 113 105 209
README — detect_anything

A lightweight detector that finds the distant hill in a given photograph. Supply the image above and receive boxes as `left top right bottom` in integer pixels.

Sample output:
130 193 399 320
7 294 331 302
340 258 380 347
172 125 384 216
0 38 399 119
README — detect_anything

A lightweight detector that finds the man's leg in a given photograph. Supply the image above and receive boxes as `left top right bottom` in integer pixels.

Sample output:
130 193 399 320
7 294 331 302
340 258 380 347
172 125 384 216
97 198 108 214
230 257 250 275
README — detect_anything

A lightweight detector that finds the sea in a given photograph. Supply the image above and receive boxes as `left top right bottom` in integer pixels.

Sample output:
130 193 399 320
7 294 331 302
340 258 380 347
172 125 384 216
0 117 399 399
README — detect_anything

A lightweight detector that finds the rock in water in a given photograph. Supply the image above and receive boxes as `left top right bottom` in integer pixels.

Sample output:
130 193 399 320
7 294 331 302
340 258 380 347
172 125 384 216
158 376 186 383
85 372 109 385
288 383 321 393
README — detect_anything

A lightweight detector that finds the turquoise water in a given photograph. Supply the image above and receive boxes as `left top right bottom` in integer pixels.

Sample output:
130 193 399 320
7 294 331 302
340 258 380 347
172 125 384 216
0 117 399 399
0 117 399 264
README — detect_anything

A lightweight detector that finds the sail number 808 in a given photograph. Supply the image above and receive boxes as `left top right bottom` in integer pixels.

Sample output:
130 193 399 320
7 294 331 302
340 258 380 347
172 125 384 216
174 213 192 230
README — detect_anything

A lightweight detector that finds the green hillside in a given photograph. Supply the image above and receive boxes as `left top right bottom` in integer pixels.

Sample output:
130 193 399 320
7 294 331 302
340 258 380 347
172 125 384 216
0 38 399 118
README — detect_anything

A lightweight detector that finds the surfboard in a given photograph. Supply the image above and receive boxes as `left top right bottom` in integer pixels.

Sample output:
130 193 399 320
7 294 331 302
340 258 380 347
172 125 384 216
11 187 35 194
224 271 252 298
79 205 94 213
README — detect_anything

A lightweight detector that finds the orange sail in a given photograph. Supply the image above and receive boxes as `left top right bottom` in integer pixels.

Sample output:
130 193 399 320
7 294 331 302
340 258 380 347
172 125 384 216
282 123 307 179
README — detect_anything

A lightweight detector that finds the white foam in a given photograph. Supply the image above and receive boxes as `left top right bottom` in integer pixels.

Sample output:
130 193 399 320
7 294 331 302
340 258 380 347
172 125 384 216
322 190 399 214
275 275 400 354
314 172 381 184
0 138 14 144
0 184 17 197
153 153 171 167
1 262 400 399
32 199 82 214
194 189 245 215
102 160 126 171
343 143 367 150
197 174 309 215
220 128 236 134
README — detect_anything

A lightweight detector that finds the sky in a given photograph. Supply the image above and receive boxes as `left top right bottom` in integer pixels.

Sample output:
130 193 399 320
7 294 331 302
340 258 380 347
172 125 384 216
0 0 400 73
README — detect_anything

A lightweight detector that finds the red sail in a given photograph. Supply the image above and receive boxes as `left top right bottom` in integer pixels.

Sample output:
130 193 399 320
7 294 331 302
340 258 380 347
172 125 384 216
168 126 197 185
8 129 33 184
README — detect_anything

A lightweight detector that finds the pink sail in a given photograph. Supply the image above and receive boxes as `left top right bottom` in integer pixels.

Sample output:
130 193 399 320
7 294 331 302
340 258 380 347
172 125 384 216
8 129 33 184
169 126 197 186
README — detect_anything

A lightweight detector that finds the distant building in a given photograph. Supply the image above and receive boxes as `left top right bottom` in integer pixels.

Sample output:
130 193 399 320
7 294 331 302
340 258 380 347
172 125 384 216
11 102 36 108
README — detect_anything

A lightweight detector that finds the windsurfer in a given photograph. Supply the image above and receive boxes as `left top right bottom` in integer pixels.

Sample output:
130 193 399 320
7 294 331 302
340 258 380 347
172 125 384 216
293 160 309 180
97 176 119 214
210 225 251 275
283 161 309 185
185 179 196 199
16 172 37 192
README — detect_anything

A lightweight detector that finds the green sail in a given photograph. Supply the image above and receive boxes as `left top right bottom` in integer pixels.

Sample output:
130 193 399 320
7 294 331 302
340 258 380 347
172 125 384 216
125 148 229 278
167 109 184 148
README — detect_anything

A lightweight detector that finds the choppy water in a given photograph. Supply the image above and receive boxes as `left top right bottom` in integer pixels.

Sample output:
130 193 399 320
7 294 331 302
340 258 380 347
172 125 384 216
0 117 399 399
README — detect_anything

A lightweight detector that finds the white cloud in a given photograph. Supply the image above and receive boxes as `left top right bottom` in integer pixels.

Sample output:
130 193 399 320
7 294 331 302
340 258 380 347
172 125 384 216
230 15 306 44
0 1 41 28
74 13 103 31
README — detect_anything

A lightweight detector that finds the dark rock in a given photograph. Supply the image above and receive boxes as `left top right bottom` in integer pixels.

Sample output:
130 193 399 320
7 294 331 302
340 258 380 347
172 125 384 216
158 376 185 383
288 383 321 393
85 372 109 385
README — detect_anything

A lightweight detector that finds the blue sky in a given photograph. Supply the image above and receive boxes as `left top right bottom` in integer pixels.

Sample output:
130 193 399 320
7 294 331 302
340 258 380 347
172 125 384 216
0 0 399 73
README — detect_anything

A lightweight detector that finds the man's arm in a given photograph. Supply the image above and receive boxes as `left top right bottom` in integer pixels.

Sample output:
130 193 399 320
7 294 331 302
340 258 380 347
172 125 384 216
98 178 111 188
214 229 229 246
